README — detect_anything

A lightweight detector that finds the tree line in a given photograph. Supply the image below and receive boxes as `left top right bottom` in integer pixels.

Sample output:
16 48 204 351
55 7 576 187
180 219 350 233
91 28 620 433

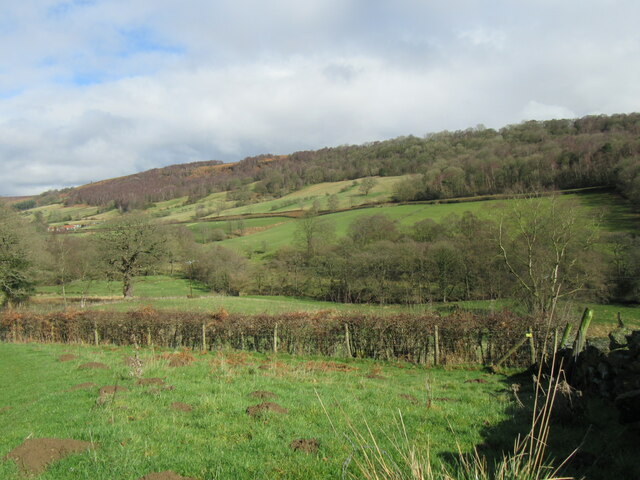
1 196 638 319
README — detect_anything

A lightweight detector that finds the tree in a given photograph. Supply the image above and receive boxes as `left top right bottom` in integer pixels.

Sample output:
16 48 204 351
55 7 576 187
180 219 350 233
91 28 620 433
496 196 602 319
359 177 378 196
348 214 399 247
293 211 335 259
97 214 167 297
0 205 36 308
327 194 340 211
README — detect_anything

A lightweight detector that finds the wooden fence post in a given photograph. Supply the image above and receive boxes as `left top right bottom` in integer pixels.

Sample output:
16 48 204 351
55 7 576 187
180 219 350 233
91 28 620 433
93 323 99 346
434 326 440 366
201 322 207 351
344 323 352 357
146 327 152 346
573 308 593 360
559 323 572 349
273 323 279 354
527 327 536 365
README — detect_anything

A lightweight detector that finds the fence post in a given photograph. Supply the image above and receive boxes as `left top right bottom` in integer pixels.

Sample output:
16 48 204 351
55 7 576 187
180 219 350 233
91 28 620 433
201 322 207 351
93 322 99 346
147 327 152 346
559 323 572 349
344 323 352 358
573 307 593 360
273 323 278 354
527 327 536 365
434 326 440 366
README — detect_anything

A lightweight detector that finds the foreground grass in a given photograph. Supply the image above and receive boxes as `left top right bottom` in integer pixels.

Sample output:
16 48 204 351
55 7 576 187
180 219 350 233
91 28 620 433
0 343 512 480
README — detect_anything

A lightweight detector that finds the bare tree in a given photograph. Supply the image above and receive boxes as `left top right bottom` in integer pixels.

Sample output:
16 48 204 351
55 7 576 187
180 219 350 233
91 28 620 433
496 195 601 320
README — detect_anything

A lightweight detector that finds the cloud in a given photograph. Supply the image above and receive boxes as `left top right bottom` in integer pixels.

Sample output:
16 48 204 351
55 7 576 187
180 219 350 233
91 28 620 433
1 0 640 195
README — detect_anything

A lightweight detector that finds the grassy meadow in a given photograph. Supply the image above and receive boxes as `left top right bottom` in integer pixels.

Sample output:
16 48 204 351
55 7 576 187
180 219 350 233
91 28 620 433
0 343 511 479
2 341 638 480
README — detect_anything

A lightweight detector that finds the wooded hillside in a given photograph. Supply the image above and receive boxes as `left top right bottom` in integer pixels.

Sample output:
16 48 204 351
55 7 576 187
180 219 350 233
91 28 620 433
46 113 640 211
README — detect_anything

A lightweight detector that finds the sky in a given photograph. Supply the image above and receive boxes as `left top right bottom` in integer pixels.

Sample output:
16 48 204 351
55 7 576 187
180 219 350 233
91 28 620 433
1 0 639 196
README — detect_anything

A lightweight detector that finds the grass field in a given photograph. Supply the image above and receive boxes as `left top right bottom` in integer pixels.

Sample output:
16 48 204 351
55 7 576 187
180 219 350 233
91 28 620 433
1 342 638 480
0 343 512 479
214 192 638 257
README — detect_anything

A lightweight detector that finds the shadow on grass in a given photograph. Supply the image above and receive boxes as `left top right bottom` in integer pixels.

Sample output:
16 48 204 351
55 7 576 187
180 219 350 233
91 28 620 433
438 369 640 480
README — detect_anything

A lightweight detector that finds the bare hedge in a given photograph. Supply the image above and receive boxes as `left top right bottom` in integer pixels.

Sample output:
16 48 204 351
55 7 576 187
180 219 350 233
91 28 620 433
0 307 547 366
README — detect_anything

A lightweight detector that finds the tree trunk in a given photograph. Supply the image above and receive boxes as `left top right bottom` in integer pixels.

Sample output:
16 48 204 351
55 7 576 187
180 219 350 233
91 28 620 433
123 274 134 297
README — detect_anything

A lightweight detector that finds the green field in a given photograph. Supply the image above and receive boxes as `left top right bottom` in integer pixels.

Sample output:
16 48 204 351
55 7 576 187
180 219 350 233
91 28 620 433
0 343 512 479
1 342 638 480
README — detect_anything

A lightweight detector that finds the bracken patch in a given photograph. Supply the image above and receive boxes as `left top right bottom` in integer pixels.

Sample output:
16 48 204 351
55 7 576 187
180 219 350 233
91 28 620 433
159 351 195 367
302 361 357 373
4 438 93 475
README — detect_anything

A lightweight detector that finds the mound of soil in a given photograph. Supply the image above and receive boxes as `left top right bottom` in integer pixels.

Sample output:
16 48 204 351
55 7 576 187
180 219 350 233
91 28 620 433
59 354 78 362
290 438 320 453
464 378 488 384
398 394 420 404
136 378 164 386
97 385 128 405
4 438 93 475
210 352 250 368
171 402 193 412
138 471 197 480
79 362 109 370
303 361 356 372
99 385 128 396
246 402 288 417
159 352 195 367
69 382 97 391
248 390 277 399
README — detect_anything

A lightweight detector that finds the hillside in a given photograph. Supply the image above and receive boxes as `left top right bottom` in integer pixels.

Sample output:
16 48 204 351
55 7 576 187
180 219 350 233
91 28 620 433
14 112 640 215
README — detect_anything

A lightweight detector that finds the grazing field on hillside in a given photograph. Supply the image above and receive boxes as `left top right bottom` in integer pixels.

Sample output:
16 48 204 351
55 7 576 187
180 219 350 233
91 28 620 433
214 191 637 256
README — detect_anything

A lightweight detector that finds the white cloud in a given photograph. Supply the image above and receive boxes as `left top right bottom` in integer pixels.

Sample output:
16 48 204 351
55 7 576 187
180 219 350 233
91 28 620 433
1 0 640 195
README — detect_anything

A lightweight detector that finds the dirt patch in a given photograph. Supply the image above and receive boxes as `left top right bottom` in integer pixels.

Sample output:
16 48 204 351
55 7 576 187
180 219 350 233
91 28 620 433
159 351 195 367
210 352 251 368
398 394 420 404
464 378 488 384
4 438 93 475
258 361 290 372
69 382 97 391
79 362 109 370
97 385 127 405
302 361 357 373
249 390 277 400
171 402 193 412
138 471 196 480
434 397 460 402
136 378 164 386
290 438 320 453
99 385 128 396
59 354 78 362
246 402 288 417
